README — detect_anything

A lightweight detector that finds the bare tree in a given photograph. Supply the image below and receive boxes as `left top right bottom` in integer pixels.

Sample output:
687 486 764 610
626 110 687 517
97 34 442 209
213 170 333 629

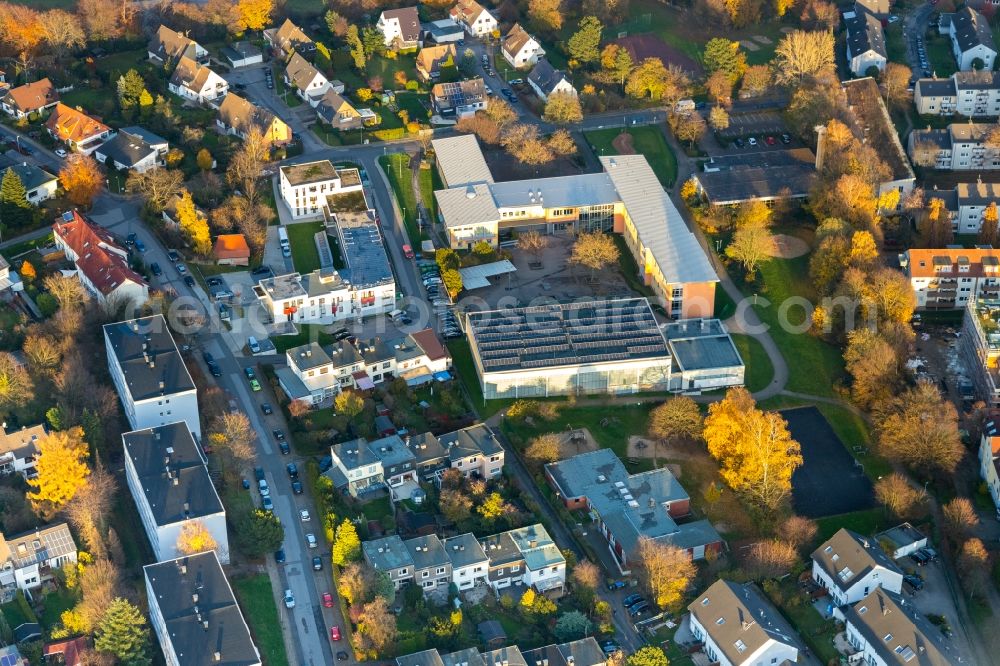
66 463 118 560
745 539 798 579
125 169 185 212
773 30 835 83
517 230 548 261
635 538 696 611
874 473 927 519
227 125 270 207
942 497 978 541
777 515 818 551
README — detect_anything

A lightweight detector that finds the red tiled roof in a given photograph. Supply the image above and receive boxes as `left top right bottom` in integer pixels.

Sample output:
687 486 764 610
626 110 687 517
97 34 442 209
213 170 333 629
213 234 251 259
46 103 111 144
411 328 448 361
4 78 57 113
52 211 147 296
44 637 89 666
906 248 1000 279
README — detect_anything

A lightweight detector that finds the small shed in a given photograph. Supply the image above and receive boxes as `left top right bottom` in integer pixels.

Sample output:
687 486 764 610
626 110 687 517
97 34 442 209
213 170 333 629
222 41 264 68
213 234 251 266
877 523 928 559
478 620 507 649
375 414 396 436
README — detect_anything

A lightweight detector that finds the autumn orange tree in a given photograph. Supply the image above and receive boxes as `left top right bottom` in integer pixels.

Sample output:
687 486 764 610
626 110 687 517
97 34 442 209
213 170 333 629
59 154 103 208
703 387 803 510
635 538 695 611
28 426 90 516
236 0 273 33
176 520 220 556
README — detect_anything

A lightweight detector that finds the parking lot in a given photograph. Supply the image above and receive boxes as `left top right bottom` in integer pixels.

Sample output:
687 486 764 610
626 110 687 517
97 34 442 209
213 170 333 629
715 110 787 141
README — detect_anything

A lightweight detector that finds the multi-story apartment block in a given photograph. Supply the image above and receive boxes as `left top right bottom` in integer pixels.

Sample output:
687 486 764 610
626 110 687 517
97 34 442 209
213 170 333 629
811 528 903 606
398 639 607 666
908 122 1000 170
944 7 997 71
843 4 886 77
899 248 1000 309
914 70 1000 116
103 315 200 439
123 423 228 564
960 299 1000 407
929 181 1000 234
278 329 450 404
278 160 364 220
546 448 723 570
979 421 1000 516
145 552 260 666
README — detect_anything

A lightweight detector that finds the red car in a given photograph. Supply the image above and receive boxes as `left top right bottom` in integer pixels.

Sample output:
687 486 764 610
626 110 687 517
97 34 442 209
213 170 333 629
330 626 342 641
402 244 415 260
765 135 777 146
322 592 334 608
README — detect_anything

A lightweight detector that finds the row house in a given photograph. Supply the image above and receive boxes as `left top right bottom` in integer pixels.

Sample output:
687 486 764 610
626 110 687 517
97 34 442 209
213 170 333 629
327 424 503 499
481 524 566 594
914 70 1000 117
899 248 1000 309
0 423 46 480
0 523 77 596
397 639 606 666
363 534 453 595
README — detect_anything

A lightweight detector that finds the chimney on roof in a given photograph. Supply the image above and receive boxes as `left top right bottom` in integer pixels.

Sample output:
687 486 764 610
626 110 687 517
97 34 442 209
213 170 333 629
192 592 199 604
180 563 187 574
214 652 222 662
172 477 179 486
202 619 209 630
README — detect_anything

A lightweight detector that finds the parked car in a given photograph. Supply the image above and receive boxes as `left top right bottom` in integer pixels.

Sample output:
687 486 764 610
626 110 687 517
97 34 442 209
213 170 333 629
261 402 273 415
254 466 265 481
284 589 295 608
273 428 286 440
606 580 626 591
337 652 349 661
167 250 180 262
323 592 334 608
207 360 222 377
918 547 938 562
306 533 317 548
330 626 341 641
904 574 924 590
125 232 136 245
150 262 162 277
292 480 303 494
628 602 649 617
249 378 261 391
402 244 415 259
733 138 745 148
207 277 224 287
258 479 270 497
910 550 929 566
175 263 187 274
313 556 323 571
780 133 791 144
262 496 274 511
509 78 524 86
287 463 298 479
747 137 758 146
279 441 291 455
622 594 644 608
765 135 777 146
275 548 286 564
183 275 195 288
135 238 146 253
241 477 250 490
54 148 67 158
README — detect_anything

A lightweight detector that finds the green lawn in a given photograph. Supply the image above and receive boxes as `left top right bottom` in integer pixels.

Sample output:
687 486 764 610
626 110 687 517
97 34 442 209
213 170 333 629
41 588 80 631
232 575 290 666
419 162 441 224
59 87 107 112
367 53 422 91
766 582 839 664
502 403 655 458
584 126 678 187
731 334 773 393
885 23 907 63
396 91 430 123
924 32 957 78
379 153 423 243
94 48 150 79
271 324 337 353
736 255 845 398
360 496 394 522
286 221 325 274
714 285 736 320
272 63 303 108
816 507 887 542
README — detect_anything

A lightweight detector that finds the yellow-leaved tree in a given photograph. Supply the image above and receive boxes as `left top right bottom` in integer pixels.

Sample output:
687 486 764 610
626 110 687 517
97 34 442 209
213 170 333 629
28 426 90 516
176 520 220 556
236 0 273 33
175 189 211 256
702 387 803 510
635 537 695 611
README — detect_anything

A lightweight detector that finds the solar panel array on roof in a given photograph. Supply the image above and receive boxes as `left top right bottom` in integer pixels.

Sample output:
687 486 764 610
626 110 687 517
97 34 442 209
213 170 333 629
468 298 670 372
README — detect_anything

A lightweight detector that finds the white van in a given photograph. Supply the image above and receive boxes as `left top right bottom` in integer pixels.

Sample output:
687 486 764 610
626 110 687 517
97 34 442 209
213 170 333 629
388 309 405 321
248 336 261 354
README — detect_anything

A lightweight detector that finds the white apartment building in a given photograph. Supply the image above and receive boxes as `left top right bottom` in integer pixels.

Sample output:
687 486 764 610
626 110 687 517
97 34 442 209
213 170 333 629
908 122 1000 170
278 329 451 405
0 523 77 596
168 56 229 104
899 248 1000 309
688 580 803 666
914 70 1000 116
946 7 997 71
254 268 395 326
124 423 229 564
844 5 887 77
145 552 261 666
103 315 201 439
811 528 903 606
278 160 364 219
980 422 1000 516
928 181 1000 234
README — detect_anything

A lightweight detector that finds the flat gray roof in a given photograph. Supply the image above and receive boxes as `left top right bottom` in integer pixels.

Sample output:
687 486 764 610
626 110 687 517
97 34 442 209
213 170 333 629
432 135 494 187
280 160 340 186
489 172 619 209
334 212 394 288
467 298 671 374
695 164 816 205
664 319 744 372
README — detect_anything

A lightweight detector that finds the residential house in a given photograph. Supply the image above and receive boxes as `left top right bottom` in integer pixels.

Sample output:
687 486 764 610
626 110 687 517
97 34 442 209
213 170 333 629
168 56 228 104
284 53 332 107
528 59 576 100
899 248 1000 309
450 0 498 36
0 523 77 596
693 148 818 206
52 210 149 307
0 78 58 119
213 234 250 266
0 423 45 480
222 41 263 68
45 103 114 154
264 18 315 56
424 19 465 44
147 25 207 64
315 90 363 130
364 534 452 594
980 421 1000 516
546 448 723 569
43 638 89 666
844 4 887 77
145 552 261 666
0 255 19 295
688 580 804 666
840 78 915 208
363 536 415 589
217 93 292 146
946 7 997 71
416 44 457 82
443 533 489 590
123 422 229 563
433 136 718 316
875 523 928 560
431 78 487 118
94 127 168 173
278 160 364 219
522 639 608 666
103 314 201 438
6 163 57 204
480 524 565 593
914 70 1000 116
378 8 422 50
843 589 958 665
811 528 904 606
908 122 1000 170
327 423 501 497
279 328 451 404
466 298 676 399
503 24 545 69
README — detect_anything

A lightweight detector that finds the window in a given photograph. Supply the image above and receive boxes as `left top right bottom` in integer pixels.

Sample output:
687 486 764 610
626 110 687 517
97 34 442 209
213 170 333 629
883 633 893 642
399 568 408 575
700 598 710 606
716 617 725 625
436 567 446 574
422 570 429 578
511 564 519 572
734 640 746 653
